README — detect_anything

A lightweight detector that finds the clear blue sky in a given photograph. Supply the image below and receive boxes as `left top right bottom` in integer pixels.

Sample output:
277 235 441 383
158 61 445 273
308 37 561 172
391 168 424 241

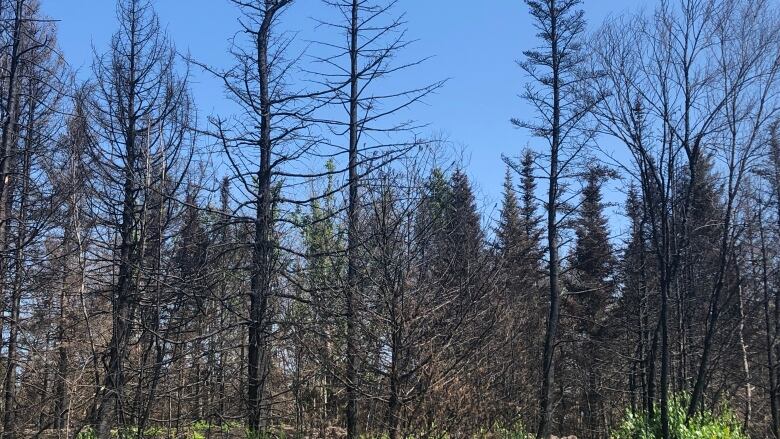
41 0 650 234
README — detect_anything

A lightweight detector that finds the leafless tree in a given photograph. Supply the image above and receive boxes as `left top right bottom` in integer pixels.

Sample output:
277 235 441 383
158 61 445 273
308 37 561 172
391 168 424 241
514 1 597 437
85 0 193 435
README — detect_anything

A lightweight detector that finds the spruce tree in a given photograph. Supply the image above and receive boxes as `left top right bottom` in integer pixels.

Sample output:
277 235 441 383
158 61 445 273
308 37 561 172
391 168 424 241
572 167 615 300
418 168 453 285
495 165 545 423
621 184 656 415
519 150 544 283
497 167 524 298
446 169 483 283
520 150 541 243
565 166 615 437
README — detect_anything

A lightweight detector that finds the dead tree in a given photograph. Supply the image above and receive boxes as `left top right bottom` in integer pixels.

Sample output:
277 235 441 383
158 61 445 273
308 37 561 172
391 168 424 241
514 1 594 437
687 0 780 415
87 0 191 435
592 1 780 436
311 1 443 436
0 2 66 435
197 0 333 432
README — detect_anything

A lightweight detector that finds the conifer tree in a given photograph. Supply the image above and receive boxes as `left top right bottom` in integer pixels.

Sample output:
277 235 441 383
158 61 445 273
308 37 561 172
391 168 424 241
88 0 193 433
514 1 594 433
621 184 657 415
520 151 541 247
446 169 483 280
565 166 615 437
419 168 452 271
497 167 524 298
571 167 615 304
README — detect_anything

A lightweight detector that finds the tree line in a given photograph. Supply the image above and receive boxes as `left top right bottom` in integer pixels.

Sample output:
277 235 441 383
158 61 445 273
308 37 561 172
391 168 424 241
0 0 779 438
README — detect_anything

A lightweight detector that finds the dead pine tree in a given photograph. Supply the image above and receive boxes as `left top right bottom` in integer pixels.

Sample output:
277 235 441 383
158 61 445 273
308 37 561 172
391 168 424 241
0 2 67 436
51 91 92 435
86 0 192 435
205 1 292 431
0 0 28 276
310 1 443 436
513 1 595 437
197 0 331 432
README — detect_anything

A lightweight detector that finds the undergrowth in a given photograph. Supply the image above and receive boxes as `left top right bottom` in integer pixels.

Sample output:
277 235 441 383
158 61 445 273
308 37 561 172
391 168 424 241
613 394 747 439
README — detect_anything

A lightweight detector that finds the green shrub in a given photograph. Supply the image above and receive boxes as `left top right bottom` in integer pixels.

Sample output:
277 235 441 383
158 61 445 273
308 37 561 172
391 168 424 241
613 394 747 439
76 427 97 439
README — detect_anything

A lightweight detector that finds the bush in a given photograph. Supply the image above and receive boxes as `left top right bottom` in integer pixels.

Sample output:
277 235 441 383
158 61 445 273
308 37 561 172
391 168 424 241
613 394 747 439
76 427 97 439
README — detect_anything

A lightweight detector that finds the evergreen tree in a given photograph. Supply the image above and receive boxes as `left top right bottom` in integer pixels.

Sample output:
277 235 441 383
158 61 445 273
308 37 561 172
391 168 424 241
445 169 483 288
520 150 544 283
572 167 615 298
497 161 545 296
620 184 656 415
417 167 454 294
563 166 616 438
520 150 542 245
296 160 345 428
497 167 524 297
497 168 521 251
493 164 546 425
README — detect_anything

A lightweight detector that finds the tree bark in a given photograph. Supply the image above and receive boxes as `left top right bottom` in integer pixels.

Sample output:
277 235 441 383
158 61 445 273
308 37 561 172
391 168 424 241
537 2 561 437
345 1 360 437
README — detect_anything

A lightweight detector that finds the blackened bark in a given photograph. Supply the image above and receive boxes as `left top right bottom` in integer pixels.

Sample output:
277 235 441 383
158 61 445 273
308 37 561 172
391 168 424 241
345 1 360 437
537 2 561 436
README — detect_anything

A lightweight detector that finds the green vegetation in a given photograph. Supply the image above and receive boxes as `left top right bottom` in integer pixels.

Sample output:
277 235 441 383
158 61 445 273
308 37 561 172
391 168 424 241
613 395 748 439
75 427 96 439
72 415 751 439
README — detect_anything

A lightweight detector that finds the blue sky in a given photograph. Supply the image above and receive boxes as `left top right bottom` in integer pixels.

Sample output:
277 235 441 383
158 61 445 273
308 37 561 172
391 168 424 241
41 0 651 236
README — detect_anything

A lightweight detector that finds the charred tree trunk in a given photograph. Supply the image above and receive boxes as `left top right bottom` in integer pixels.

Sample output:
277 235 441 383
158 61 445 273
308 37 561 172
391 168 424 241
246 3 281 430
345 1 360 437
537 2 562 436
1 145 30 439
